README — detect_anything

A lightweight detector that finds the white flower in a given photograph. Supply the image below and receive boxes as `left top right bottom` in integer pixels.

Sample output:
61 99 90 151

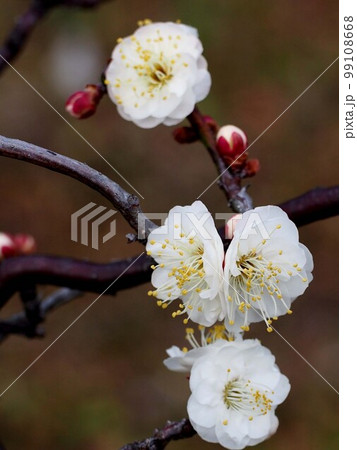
105 20 211 128
187 338 290 450
146 201 224 327
223 206 313 332
164 325 241 372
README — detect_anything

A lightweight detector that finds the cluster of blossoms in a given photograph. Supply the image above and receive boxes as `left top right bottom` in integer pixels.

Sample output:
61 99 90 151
66 19 314 450
146 200 313 449
146 201 313 333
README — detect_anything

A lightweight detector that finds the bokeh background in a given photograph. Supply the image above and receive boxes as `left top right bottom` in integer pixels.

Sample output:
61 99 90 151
0 1 338 449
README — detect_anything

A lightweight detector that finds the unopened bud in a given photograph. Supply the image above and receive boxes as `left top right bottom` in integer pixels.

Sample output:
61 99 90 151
65 84 103 119
216 125 248 167
0 232 36 260
173 126 199 144
243 159 261 178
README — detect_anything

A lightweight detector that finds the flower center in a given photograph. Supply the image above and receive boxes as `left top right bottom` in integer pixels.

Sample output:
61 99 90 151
148 235 210 321
148 62 173 86
223 376 273 421
226 229 308 331
228 248 287 331
185 325 233 349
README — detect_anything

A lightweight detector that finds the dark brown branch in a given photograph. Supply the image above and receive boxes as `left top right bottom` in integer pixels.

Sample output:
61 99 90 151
0 288 82 342
121 418 196 450
0 134 156 239
279 186 339 227
0 253 153 306
187 107 253 213
0 0 112 75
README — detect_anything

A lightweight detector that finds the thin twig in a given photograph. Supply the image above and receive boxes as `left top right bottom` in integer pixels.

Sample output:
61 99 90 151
0 0 113 75
121 418 196 450
0 288 82 342
187 107 253 213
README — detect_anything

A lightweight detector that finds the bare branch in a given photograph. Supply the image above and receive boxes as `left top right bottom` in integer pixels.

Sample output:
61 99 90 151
279 186 339 227
0 0 113 75
0 254 153 306
0 288 82 343
121 418 196 450
187 107 253 213
0 134 156 239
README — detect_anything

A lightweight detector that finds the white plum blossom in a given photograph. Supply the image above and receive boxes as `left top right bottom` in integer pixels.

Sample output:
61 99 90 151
105 20 211 128
223 206 313 332
146 201 224 327
164 325 241 372
187 338 290 450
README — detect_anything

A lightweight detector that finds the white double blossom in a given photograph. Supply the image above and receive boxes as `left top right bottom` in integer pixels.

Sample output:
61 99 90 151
223 206 313 332
187 337 290 450
146 201 224 327
147 203 313 331
105 20 211 128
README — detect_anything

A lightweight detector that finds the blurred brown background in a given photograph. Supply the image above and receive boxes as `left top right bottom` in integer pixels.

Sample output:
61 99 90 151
0 1 338 449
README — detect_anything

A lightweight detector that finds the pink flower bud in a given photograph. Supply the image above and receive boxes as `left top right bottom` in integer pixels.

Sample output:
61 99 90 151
0 233 36 260
225 214 241 240
173 126 199 144
216 125 248 167
65 84 103 119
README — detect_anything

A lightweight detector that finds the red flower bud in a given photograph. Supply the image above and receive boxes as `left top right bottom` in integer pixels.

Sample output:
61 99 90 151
173 126 199 144
65 84 103 119
216 125 248 168
0 233 36 260
243 159 261 178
